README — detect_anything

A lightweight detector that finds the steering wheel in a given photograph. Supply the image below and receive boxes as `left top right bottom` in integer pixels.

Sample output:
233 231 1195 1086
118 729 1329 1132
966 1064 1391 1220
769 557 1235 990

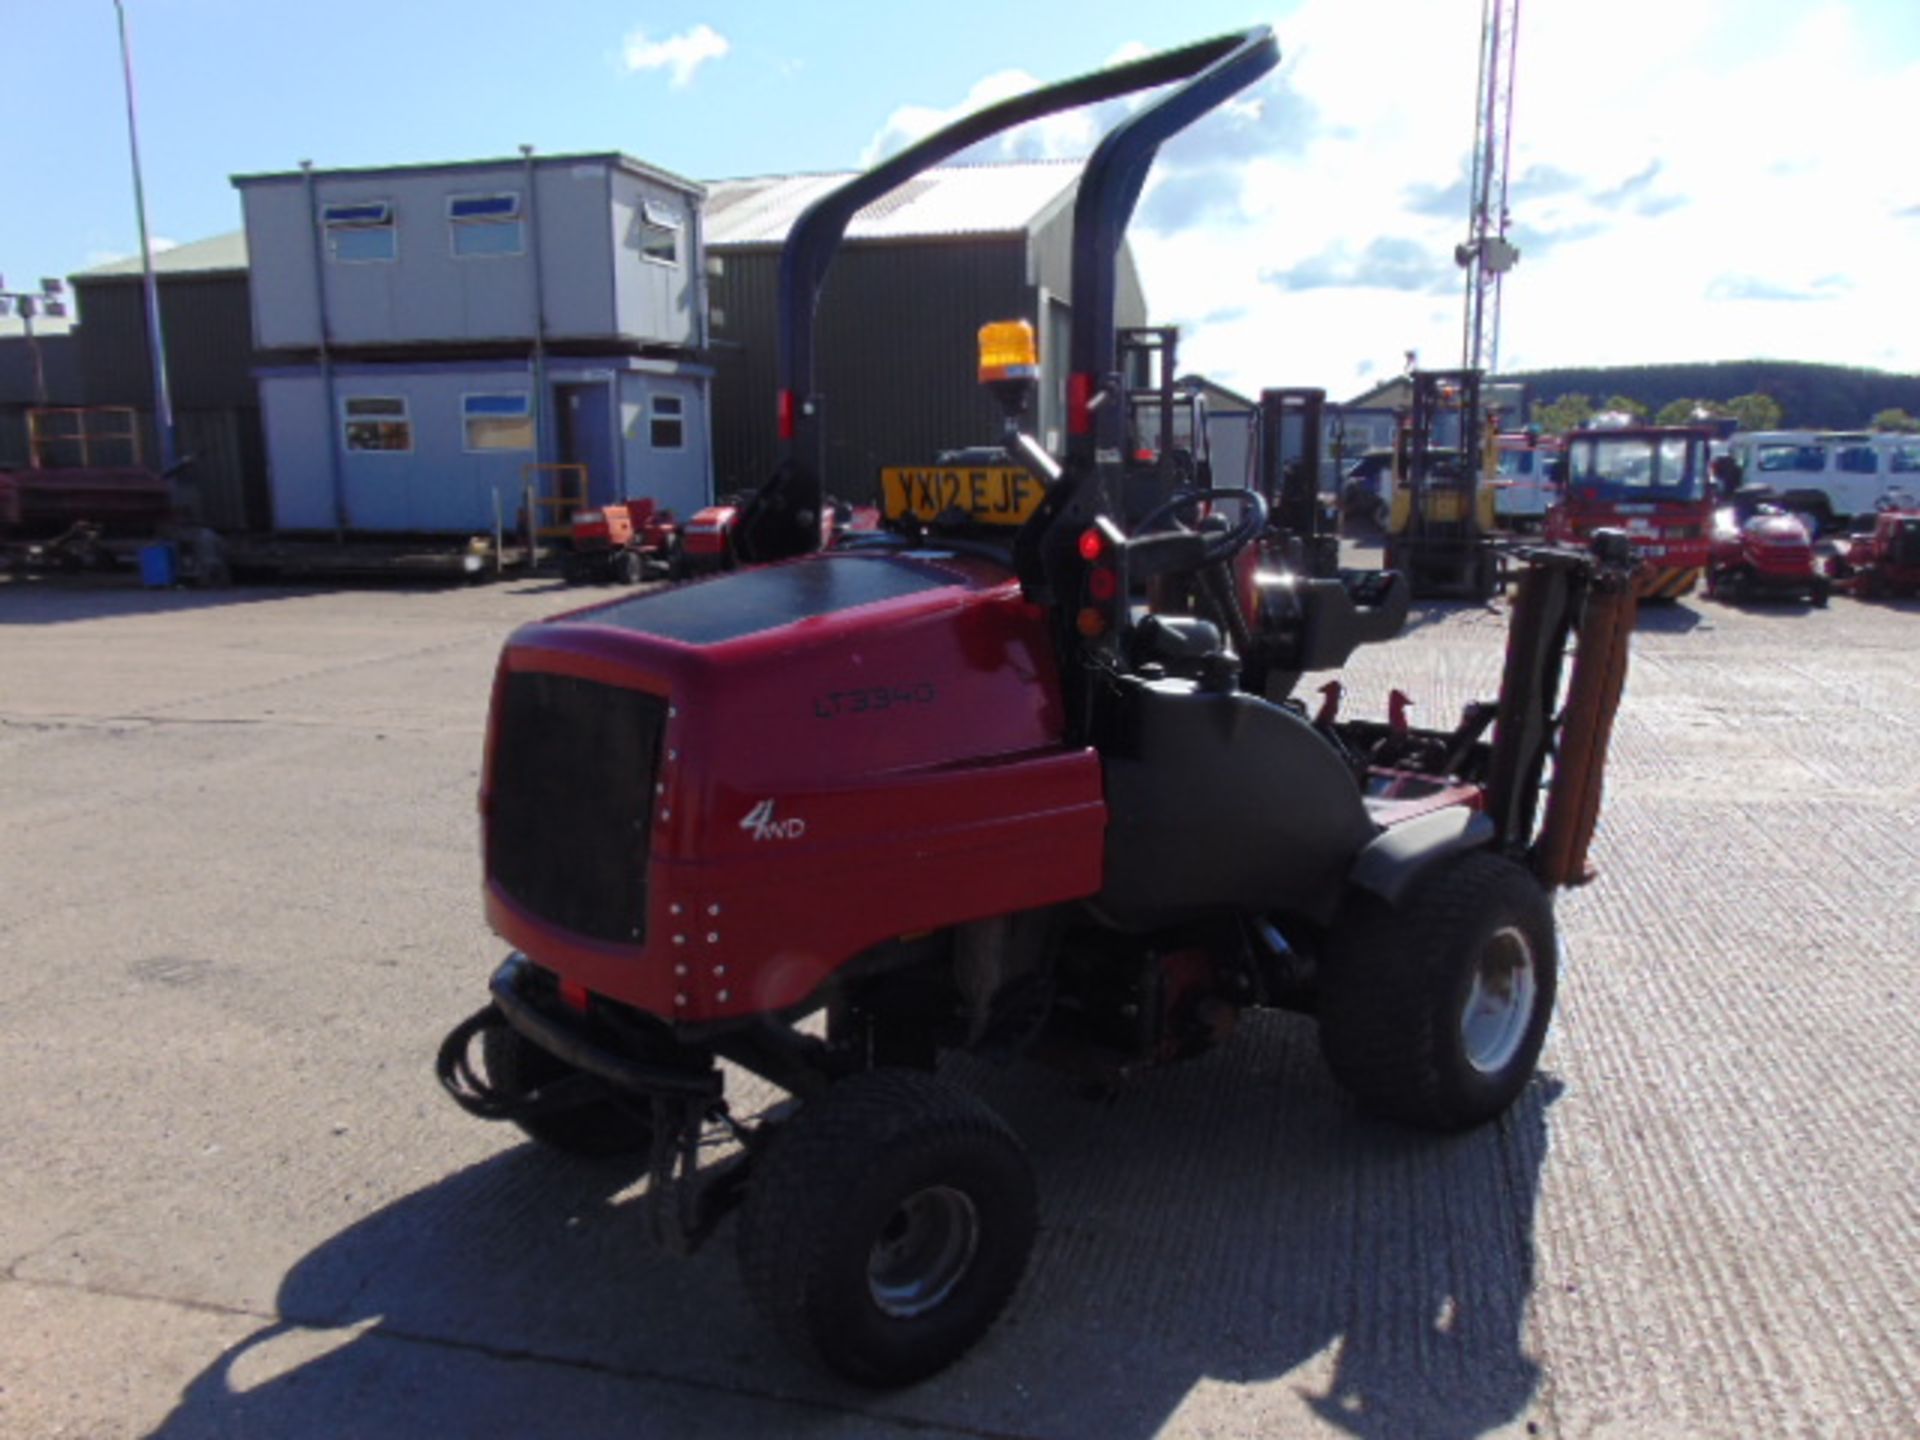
1132 487 1270 568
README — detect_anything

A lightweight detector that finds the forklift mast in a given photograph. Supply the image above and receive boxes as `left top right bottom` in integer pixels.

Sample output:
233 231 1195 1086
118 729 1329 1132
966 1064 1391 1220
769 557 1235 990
1406 368 1487 523
1116 326 1211 524
1256 387 1338 578
1390 367 1501 599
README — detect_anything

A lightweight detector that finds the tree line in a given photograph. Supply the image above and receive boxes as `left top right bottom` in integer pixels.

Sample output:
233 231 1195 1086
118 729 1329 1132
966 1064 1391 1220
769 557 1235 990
1503 360 1920 433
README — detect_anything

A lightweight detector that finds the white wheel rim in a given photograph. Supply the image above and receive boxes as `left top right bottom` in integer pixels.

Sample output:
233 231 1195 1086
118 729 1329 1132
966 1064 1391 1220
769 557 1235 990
1461 924 1538 1075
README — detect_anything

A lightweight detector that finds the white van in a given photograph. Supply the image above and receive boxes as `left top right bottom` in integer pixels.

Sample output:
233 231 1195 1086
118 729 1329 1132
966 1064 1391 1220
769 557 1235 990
1727 431 1920 526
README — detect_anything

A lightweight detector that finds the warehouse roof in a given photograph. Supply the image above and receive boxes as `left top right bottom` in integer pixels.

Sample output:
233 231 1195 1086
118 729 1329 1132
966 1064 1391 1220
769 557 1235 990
704 160 1082 249
232 151 701 196
62 160 1085 285
74 231 250 282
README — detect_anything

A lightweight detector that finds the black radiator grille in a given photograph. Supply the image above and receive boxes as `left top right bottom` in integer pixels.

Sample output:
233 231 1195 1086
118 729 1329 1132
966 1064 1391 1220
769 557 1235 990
1893 522 1920 569
487 671 666 944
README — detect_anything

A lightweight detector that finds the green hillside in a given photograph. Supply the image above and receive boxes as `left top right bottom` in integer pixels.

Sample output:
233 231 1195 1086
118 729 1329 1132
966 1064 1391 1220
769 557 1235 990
1501 361 1920 430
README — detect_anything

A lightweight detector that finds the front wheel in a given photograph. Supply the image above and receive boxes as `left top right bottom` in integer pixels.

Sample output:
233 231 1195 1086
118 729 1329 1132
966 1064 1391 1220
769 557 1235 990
1319 851 1557 1131
736 1069 1037 1387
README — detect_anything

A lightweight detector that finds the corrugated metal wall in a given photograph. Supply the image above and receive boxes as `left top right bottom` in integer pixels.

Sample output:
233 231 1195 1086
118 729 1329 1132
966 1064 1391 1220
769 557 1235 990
75 276 256 409
708 225 1151 504
65 274 268 530
0 333 84 408
709 238 1031 503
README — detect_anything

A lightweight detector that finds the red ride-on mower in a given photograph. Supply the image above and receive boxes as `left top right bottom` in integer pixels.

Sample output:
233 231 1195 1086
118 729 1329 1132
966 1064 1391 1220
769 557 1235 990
1833 497 1920 600
562 498 685 586
678 493 880 576
1706 485 1830 606
436 28 1641 1388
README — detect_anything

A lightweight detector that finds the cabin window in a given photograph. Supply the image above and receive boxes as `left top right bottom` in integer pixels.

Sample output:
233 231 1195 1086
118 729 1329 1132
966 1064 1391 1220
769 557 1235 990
1834 444 1879 475
462 393 534 451
342 396 411 452
1887 444 1920 475
322 201 396 263
636 200 681 267
650 394 685 449
1754 443 1825 473
1657 437 1693 485
449 192 524 258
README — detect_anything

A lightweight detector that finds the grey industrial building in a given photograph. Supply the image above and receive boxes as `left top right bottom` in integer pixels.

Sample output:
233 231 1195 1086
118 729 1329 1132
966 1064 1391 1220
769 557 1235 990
0 311 81 468
17 155 1149 536
703 161 1147 502
63 234 266 530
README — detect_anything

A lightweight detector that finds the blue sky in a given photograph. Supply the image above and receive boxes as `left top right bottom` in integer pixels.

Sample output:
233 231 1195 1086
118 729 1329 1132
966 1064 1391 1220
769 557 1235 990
5 1 1918 396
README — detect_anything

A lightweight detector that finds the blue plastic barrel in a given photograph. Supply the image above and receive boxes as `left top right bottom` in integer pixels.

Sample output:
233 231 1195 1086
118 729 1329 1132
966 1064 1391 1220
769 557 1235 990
139 542 178 588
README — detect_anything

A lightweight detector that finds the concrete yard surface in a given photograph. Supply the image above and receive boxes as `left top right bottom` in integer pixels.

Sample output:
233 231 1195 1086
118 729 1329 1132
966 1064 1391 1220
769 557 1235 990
1 573 1916 1439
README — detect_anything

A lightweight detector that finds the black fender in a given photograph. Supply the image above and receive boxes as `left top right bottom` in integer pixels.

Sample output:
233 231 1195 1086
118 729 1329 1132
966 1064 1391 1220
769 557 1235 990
1347 807 1496 908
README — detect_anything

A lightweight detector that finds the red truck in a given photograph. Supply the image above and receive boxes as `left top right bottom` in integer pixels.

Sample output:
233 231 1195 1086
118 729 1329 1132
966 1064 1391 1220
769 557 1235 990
1547 425 1714 601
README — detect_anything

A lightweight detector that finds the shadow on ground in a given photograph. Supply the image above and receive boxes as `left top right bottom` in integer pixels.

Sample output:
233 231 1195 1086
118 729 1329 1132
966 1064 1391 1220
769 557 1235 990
146 1018 1559 1440
1633 599 1711 634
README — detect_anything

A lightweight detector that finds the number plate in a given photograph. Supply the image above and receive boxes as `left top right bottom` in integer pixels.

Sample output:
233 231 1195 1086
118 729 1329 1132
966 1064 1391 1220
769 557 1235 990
879 466 1046 527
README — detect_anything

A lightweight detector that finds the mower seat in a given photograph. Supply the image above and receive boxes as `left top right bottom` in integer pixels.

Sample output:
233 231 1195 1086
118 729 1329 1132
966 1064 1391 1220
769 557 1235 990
1131 614 1223 665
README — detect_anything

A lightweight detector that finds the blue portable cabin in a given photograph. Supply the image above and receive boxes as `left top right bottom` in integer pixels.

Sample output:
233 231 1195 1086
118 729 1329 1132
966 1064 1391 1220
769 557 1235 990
234 152 713 534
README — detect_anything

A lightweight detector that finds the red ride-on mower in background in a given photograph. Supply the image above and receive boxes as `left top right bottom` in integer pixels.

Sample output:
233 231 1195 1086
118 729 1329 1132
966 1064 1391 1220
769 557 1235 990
562 498 685 586
436 27 1642 1388
1706 485 1830 606
678 493 880 576
1831 492 1920 600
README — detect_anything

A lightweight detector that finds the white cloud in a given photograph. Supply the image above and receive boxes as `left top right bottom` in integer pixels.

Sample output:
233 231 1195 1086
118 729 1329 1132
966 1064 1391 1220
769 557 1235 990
859 0 1920 400
862 69 1099 167
622 22 729 88
859 43 1168 168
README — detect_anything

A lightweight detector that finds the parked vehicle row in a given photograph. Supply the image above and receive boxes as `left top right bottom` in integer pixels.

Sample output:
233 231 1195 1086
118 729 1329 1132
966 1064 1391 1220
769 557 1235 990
1725 431 1920 533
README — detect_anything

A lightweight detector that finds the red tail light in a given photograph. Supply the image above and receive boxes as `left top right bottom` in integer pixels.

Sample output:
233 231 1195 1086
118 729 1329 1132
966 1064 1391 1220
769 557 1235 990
777 389 796 441
1068 372 1095 437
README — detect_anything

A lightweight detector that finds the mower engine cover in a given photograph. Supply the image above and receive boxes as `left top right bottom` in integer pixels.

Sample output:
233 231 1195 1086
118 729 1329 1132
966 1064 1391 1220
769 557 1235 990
481 549 1106 1027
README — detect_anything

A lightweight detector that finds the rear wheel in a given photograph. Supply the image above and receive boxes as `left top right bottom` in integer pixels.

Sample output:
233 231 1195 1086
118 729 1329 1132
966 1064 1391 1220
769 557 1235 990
613 549 644 585
479 1024 653 1157
1319 851 1557 1131
736 1069 1037 1387
1473 548 1500 601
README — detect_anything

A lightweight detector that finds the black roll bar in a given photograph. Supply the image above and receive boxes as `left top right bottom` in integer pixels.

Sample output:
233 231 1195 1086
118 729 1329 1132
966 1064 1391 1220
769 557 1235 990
736 27 1279 563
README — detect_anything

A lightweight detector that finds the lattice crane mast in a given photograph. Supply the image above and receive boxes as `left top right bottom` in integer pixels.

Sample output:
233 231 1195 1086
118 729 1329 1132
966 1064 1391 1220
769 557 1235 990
1455 0 1522 374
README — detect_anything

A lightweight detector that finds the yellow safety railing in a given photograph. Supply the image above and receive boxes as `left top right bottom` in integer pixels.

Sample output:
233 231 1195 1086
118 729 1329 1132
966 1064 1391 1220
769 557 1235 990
26 406 143 470
520 463 590 540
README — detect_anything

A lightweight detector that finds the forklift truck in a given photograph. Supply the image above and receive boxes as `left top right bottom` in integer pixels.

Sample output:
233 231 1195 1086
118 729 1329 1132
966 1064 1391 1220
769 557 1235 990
1386 368 1502 599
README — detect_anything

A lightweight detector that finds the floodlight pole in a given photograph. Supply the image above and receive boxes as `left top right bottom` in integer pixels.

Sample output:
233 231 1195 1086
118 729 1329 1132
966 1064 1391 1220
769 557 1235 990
114 0 178 473
23 303 47 407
